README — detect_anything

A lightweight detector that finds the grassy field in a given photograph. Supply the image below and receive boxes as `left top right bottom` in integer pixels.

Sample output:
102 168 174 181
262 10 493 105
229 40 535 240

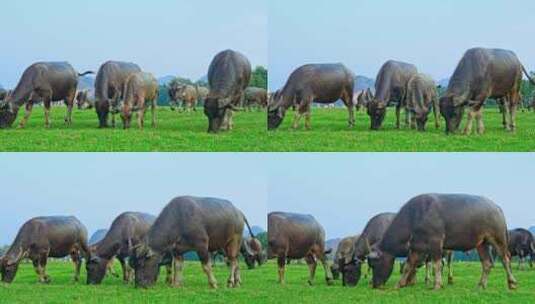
1 260 534 304
0 106 534 151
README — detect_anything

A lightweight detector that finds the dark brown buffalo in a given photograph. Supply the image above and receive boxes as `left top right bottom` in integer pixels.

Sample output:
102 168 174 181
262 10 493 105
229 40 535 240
267 211 334 285
440 48 535 134
244 87 267 110
241 236 266 269
76 90 93 110
268 63 355 130
368 193 516 290
131 196 251 289
340 212 396 287
204 50 251 133
0 62 93 128
508 228 535 270
86 212 156 284
121 72 158 129
367 60 417 130
331 235 359 281
94 61 142 128
405 73 440 131
0 216 89 283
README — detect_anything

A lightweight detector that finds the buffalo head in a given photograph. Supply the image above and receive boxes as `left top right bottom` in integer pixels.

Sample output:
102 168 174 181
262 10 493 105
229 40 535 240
367 100 386 130
413 110 428 132
267 106 284 130
439 96 464 134
340 259 362 287
204 96 235 133
367 249 395 288
0 256 20 283
131 245 162 288
0 101 18 129
95 100 110 128
86 255 109 285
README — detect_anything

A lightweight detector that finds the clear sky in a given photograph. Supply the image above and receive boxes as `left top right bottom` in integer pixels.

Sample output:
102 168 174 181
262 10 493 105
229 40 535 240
267 153 535 240
0 0 267 88
269 0 535 90
0 153 267 245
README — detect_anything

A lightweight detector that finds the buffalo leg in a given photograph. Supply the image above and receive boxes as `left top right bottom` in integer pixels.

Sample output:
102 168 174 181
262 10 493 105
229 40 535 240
118 257 130 283
433 97 440 129
476 244 493 289
151 99 157 128
198 247 218 288
475 108 485 135
447 252 453 284
173 255 184 287
342 93 355 128
44 99 53 128
304 107 312 130
138 107 145 129
463 107 475 135
397 251 419 288
225 237 241 288
508 101 517 132
395 104 401 129
34 252 51 283
305 254 317 285
424 260 430 285
19 102 34 128
277 256 286 284
491 237 517 289
65 90 76 126
71 251 81 282
319 253 333 285
107 259 119 277
432 257 443 290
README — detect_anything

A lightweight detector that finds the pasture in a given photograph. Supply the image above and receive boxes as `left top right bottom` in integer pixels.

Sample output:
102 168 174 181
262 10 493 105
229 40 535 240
0 106 534 151
1 260 534 303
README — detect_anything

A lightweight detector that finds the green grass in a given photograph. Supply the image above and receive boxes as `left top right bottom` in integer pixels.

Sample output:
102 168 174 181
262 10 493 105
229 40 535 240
0 107 267 152
0 106 534 151
1 260 534 303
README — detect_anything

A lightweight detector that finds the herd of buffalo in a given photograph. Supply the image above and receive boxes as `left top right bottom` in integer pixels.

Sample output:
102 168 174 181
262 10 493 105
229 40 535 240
1 193 534 291
1 47 533 135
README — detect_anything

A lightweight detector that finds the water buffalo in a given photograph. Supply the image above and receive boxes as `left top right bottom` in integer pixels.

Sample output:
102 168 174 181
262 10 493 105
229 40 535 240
508 228 535 270
244 87 267 111
76 90 94 110
367 60 417 130
86 212 156 285
0 62 93 128
196 86 209 106
405 73 440 131
204 50 251 133
354 88 373 112
94 61 142 128
267 63 355 130
131 196 251 289
241 236 266 269
368 193 516 290
176 84 198 113
440 48 535 134
331 235 359 281
0 216 89 283
340 212 396 287
267 211 334 285
121 72 158 129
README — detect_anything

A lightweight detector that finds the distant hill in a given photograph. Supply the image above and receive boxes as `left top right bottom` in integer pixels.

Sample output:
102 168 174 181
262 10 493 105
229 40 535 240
243 225 265 237
78 76 95 91
325 238 342 251
158 75 175 86
355 75 375 91
89 229 108 245
197 75 208 83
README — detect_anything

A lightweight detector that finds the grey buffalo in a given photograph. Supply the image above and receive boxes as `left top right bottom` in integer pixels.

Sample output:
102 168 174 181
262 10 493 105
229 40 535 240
0 62 93 128
507 228 535 270
94 61 142 128
121 72 158 129
76 90 94 110
204 50 251 133
368 193 516 290
243 87 267 110
0 216 89 283
241 236 266 269
131 196 251 289
367 60 417 130
331 235 359 281
440 48 535 134
86 212 156 284
268 63 355 130
267 211 334 285
405 73 440 131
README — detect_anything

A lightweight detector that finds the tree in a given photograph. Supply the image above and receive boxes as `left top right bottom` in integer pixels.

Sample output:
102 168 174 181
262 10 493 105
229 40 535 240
249 66 268 89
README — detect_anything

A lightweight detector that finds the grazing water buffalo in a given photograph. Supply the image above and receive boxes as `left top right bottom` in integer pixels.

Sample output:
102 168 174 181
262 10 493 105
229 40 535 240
196 86 209 106
121 72 158 129
267 63 355 130
405 73 440 131
244 87 268 110
267 211 334 285
176 84 198 113
0 62 93 128
331 235 359 281
0 216 89 283
508 228 535 270
440 48 535 134
131 196 252 289
86 212 156 285
354 88 373 112
368 193 516 290
76 90 94 110
204 50 251 133
340 212 396 287
94 61 142 128
241 236 266 269
367 60 417 130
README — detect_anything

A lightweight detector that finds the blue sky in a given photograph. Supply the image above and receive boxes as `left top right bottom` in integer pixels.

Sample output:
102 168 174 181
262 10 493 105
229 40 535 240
269 0 535 89
267 153 535 239
0 153 268 245
0 0 267 88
